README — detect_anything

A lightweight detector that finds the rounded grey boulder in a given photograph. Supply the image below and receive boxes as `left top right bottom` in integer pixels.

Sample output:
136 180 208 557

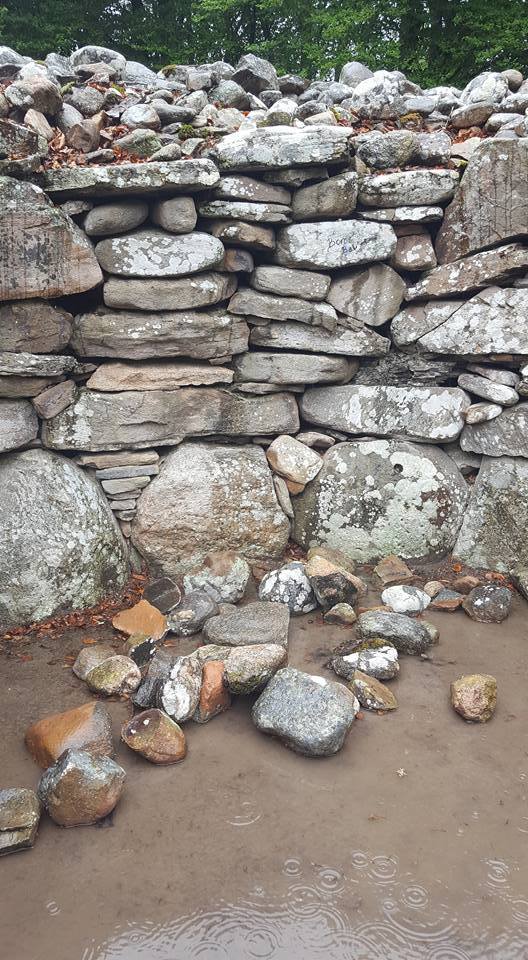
0 449 129 629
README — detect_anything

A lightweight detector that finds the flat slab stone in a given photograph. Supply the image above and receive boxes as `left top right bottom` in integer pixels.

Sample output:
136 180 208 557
202 600 290 647
460 404 528 457
86 361 233 391
358 206 444 224
0 788 40 856
36 159 220 198
233 351 355 385
214 175 291 204
358 170 459 208
292 439 468 562
132 443 290 576
275 220 396 270
42 386 299 451
72 308 249 361
95 230 225 278
198 200 291 223
0 351 84 378
300 385 470 442
455 456 528 572
228 288 337 329
250 321 390 357
407 244 528 301
250 265 330 301
103 273 237 311
210 126 352 171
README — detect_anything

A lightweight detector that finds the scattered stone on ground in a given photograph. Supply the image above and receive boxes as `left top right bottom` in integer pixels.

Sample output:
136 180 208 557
121 709 186 763
350 670 398 711
37 749 126 827
157 656 203 722
305 555 360 611
142 577 182 613
85 655 142 695
450 674 497 722
462 585 513 622
167 590 219 636
122 633 157 666
324 603 357 625
72 644 115 680
112 599 167 640
224 643 287 694
0 788 41 856
25 702 113 768
203 599 290 646
193 660 232 721
330 640 399 681
429 589 464 610
258 561 317 614
182 551 251 604
356 610 439 654
380 584 431 614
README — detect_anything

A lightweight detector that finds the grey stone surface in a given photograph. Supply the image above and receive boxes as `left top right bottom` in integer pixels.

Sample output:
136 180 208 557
258 562 317 614
356 610 439 655
42 386 299 451
0 300 72 353
0 398 38 452
83 201 149 237
358 205 444 224
183 552 251 604
103 273 236 311
211 126 352 170
167 591 219 636
275 220 396 270
460 404 528 457
214 175 291 205
252 667 359 756
292 440 468 562
0 787 41 856
36 159 220 197
95 229 224 278
407 244 528 301
224 643 287 694
86 361 233 391
250 265 330 301
291 172 358 221
458 373 519 406
331 644 399 681
198 199 291 223
358 169 458 208
203 600 290 646
207 219 275 251
157 656 203 722
455 456 528 572
228 288 337 329
300 385 470 442
250 320 390 356
0 449 129 629
232 54 279 94
132 443 290 576
327 265 406 327
72 308 248 360
233 351 355 385
0 351 83 378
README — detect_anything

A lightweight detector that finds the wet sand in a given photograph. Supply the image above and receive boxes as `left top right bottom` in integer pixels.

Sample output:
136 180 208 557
2 596 528 960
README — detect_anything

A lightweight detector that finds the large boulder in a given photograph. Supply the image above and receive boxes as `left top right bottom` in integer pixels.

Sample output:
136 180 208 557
455 456 528 572
0 449 129 629
436 140 528 263
132 443 290 576
0 177 102 301
292 440 468 562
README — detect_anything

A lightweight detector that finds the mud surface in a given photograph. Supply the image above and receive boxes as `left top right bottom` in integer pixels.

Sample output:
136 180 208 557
2 597 528 960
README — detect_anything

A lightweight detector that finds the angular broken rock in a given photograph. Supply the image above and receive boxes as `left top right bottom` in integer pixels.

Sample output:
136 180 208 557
327 264 406 327
203 599 290 647
429 588 464 611
451 674 497 723
122 633 157 667
228 288 337 330
252 667 359 757
0 398 38 452
193 661 232 723
258 562 317 615
406 244 528 301
36 159 220 198
380 585 431 614
121 709 187 763
158 656 203 723
32 380 77 419
72 308 248 362
293 440 468 563
350 671 398 711
324 603 357 625
85 655 142 696
103 273 236 312
167 590 219 637
356 610 439 655
0 177 102 301
0 788 40 856
182 552 251 604
436 140 528 264
266 434 322 486
132 443 290 576
250 320 390 357
112 599 167 640
234 351 354 386
300 385 469 443
207 219 275 251
95 230 225 278
331 643 399 681
0 300 73 353
464 403 503 425
462 585 512 623
358 170 458 208
275 220 396 270
224 643 287 695
305 556 359 611
374 555 413 586
455 456 528 572
38 749 126 827
211 126 352 171
460 405 528 458
25 702 113 768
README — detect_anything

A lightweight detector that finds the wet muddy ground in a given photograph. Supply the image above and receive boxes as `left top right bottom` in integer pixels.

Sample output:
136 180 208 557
2 593 528 960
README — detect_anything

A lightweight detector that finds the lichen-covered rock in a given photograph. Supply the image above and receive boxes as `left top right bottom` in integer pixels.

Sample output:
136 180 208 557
203 600 290 647
132 443 290 576
450 674 497 722
0 177 102 301
462 585 512 622
37 159 220 197
211 126 351 170
406 243 528 301
38 749 126 827
250 320 390 357
300 385 469 442
455 456 528 572
0 788 40 856
381 585 431 614
233 351 353 386
224 643 287 694
252 667 359 756
358 170 458 208
331 642 399 681
25 702 113 768
305 555 359 611
0 398 38 452
0 449 129 630
183 551 251 603
167 590 219 636
350 670 398 711
157 656 203 722
276 220 396 270
356 610 439 654
85 655 142 695
121 709 186 763
292 440 468 563
460 405 528 458
258 562 317 614
95 229 224 278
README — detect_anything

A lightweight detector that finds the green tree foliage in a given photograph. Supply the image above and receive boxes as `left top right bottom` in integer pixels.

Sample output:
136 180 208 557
1 0 527 87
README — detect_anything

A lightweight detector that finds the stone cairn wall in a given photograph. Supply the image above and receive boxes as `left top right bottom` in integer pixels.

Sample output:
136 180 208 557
1 43 528 629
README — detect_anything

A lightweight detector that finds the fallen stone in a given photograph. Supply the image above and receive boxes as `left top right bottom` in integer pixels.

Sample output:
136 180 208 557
38 749 126 827
374 555 414 586
233 351 354 386
358 169 458 207
266 434 322 486
167 591 219 636
25 702 113 768
406 244 528 301
122 633 157 666
331 641 399 681
36 159 220 198
0 788 40 856
258 561 317 614
182 552 251 604
121 709 186 763
250 320 390 357
324 603 357 625
350 670 398 711
275 220 396 270
300 385 469 442
83 201 149 237
0 177 102 301
462 585 512 622
72 644 115 680
250 264 330 300
0 398 38 452
225 643 287 694
0 300 72 353
458 373 518 406
103 273 236 312
95 229 224 278
460 405 528 458
327 264 406 327
193 661 232 722
356 610 439 654
451 674 497 722
132 443 290 576
429 588 464 610
381 585 431 614
211 125 351 170
252 666 358 756
203 599 290 647
85 655 141 695
305 556 359 611
157 656 203 722
0 449 129 630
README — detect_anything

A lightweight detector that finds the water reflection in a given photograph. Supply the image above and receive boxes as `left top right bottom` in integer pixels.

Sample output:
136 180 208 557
83 850 528 960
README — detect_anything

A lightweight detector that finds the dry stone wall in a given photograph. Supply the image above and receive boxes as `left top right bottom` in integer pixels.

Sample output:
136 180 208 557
2 44 528 627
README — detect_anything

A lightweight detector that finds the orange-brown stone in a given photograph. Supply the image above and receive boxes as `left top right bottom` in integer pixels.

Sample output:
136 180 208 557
112 599 167 640
121 709 186 764
194 660 232 723
25 702 113 769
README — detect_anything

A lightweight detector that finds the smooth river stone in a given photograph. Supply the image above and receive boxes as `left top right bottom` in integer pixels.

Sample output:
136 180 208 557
250 320 390 357
233 351 356 386
86 362 233 391
42 387 300 451
103 273 236 311
36 159 220 197
95 230 225 278
300 385 470 442
211 126 352 171
275 220 396 270
358 169 459 208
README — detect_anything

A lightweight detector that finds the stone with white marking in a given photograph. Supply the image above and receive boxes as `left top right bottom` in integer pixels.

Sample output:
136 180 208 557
95 230 224 278
381 585 431 614
258 562 317 615
275 220 396 270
